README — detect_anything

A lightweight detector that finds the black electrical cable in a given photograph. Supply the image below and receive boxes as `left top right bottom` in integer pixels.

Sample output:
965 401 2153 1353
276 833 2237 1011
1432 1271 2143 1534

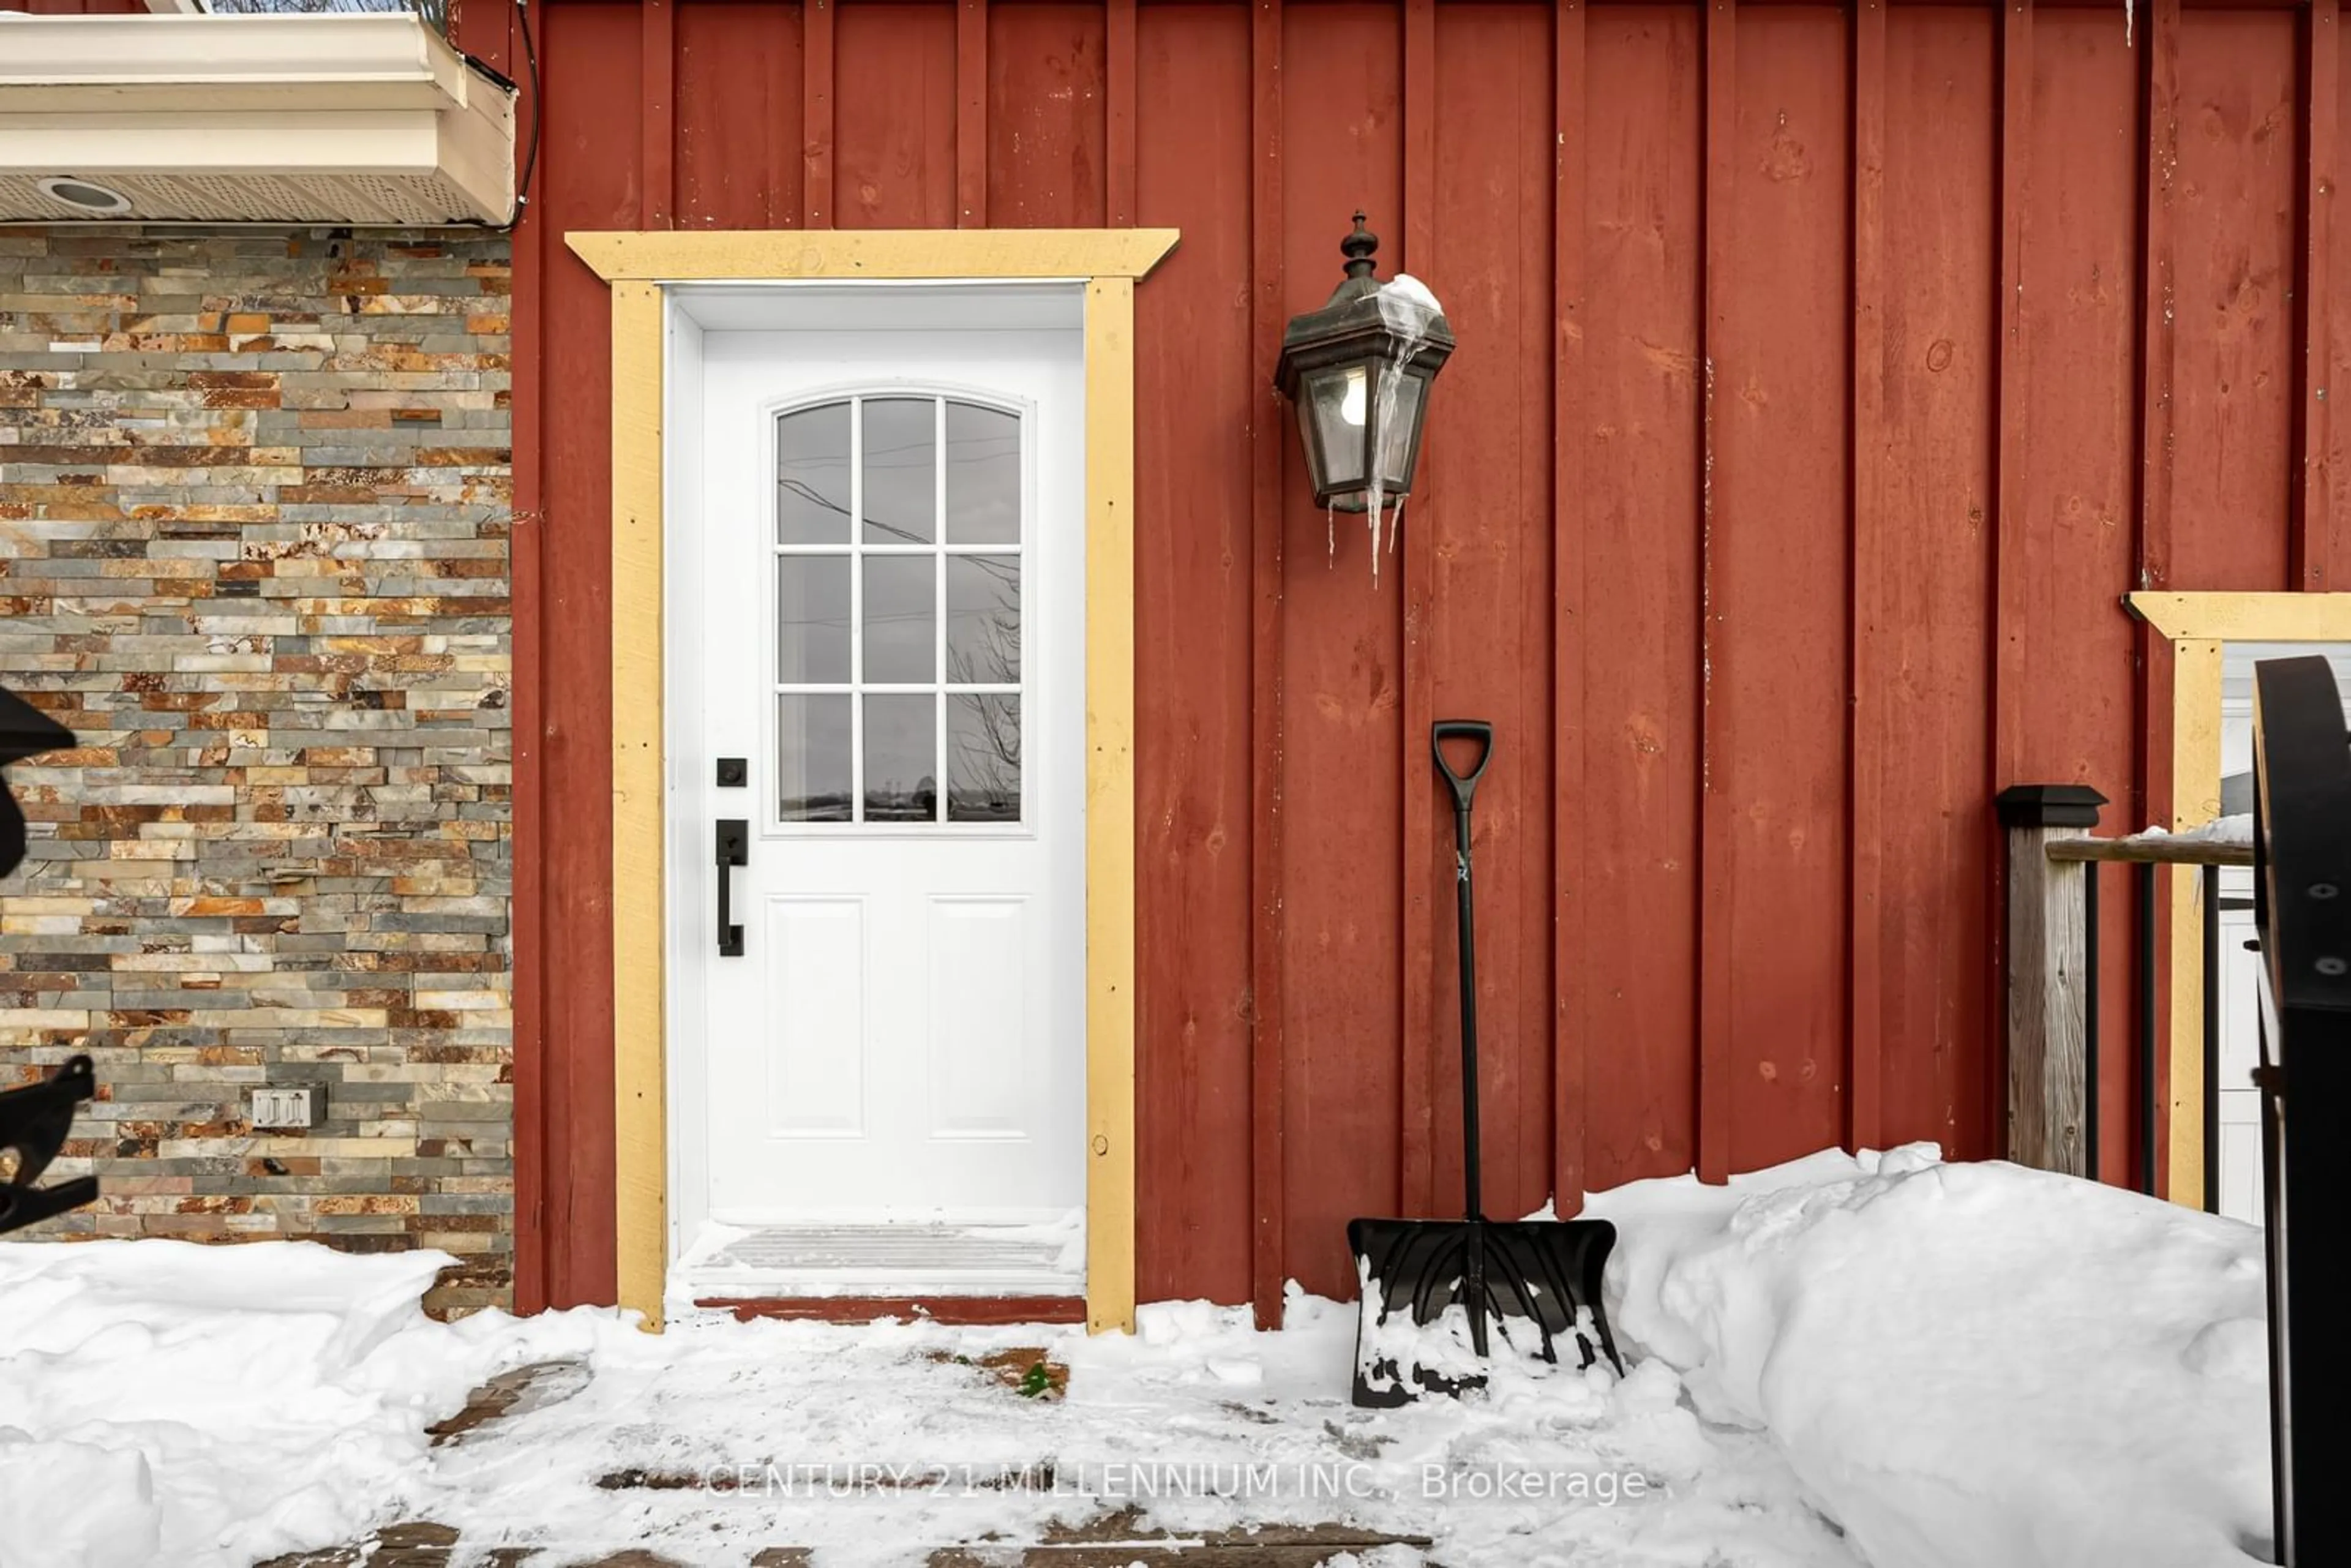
454 0 540 230
506 0 540 228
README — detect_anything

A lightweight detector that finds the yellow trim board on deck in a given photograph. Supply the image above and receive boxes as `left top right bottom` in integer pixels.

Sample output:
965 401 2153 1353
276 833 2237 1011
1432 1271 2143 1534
2124 591 2351 1210
579 229 1177 1334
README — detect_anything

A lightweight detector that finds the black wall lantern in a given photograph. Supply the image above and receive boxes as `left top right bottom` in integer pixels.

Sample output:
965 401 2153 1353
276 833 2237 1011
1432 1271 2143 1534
1275 212 1453 575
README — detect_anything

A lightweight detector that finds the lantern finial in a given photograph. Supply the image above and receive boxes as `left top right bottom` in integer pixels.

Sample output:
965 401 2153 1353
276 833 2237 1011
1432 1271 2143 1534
1340 212 1379 280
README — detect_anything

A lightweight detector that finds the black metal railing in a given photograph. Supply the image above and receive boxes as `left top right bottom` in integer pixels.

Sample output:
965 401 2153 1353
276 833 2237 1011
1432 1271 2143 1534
2249 654 2349 1566
2039 832 2246 1201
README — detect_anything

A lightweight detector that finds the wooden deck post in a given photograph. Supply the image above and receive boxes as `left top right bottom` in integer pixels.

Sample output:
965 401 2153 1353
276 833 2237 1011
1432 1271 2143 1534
1998 784 2108 1176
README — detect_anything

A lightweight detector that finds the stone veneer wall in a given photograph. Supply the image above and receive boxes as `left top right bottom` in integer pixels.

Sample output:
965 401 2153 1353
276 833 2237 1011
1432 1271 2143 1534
0 229 513 1316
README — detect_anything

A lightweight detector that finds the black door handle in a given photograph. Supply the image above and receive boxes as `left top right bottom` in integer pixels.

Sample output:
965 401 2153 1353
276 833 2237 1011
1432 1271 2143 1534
716 819 748 956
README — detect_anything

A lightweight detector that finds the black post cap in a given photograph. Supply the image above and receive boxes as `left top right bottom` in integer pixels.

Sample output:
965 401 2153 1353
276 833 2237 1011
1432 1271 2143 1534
1995 782 2109 829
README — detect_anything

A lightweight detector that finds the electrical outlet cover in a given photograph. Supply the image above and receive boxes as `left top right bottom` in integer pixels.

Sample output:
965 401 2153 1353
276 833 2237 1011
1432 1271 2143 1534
251 1086 318 1129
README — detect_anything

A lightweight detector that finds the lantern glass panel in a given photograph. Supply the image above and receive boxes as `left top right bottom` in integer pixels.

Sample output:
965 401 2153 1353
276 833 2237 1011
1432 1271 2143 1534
1374 367 1424 492
1304 365 1369 490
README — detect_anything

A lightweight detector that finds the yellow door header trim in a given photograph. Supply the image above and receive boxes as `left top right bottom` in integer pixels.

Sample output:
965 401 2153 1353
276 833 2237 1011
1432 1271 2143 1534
566 228 1181 283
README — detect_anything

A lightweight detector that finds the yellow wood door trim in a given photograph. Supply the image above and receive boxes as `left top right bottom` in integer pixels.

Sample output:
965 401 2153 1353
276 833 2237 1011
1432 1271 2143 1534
1081 277 1137 1334
576 230 1178 1332
607 279 668 1326
568 228 1180 283
2124 591 2351 1209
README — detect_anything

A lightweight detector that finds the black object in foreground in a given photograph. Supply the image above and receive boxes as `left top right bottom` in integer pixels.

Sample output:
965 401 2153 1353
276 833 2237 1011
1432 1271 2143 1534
2249 655 2351 1568
1348 721 1621 1408
0 1054 99 1236
0 683 73 880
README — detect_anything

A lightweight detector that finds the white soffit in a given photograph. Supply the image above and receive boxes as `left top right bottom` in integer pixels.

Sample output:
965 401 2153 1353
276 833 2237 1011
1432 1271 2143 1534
0 15 517 226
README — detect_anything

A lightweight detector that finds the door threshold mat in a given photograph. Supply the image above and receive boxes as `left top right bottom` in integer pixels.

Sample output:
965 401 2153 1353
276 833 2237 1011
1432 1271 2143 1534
692 1294 1087 1325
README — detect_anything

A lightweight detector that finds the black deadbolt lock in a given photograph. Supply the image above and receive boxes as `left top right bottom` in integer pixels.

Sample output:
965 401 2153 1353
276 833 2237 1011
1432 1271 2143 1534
716 757 747 788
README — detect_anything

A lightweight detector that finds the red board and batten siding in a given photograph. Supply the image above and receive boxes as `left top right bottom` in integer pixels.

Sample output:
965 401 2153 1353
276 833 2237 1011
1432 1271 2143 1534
447 0 2337 1319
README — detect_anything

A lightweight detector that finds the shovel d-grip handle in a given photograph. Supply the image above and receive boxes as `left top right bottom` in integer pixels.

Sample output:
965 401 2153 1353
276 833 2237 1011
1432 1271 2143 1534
1431 720 1493 815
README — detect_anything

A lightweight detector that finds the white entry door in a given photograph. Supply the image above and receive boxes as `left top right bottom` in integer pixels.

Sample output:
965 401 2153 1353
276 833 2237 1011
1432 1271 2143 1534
673 300 1086 1298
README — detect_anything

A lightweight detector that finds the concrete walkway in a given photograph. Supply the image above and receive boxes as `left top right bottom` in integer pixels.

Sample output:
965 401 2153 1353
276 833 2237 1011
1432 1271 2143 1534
257 1362 1429 1568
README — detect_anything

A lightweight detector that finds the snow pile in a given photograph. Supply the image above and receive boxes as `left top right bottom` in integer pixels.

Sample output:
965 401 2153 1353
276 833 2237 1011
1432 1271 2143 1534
1587 1146 2276 1568
0 1240 619 1568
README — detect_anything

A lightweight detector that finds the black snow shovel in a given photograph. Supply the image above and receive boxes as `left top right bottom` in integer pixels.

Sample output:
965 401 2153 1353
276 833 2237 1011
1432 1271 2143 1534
1347 721 1622 1408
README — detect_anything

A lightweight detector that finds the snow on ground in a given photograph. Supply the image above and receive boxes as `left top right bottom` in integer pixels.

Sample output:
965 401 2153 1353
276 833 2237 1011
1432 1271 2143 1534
1588 1146 2274 1568
0 1146 2276 1568
0 1240 608 1568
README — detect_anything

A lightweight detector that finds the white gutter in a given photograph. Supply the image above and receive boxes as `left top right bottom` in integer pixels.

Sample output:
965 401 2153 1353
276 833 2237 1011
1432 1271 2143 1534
0 15 516 226
0 15 481 111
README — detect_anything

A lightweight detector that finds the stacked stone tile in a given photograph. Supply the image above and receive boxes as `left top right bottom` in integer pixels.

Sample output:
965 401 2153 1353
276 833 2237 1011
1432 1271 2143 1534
0 229 513 1316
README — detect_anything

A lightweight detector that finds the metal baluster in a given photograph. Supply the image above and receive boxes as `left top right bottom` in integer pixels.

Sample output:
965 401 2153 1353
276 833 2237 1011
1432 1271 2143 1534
2083 861 2100 1183
2202 864 2221 1214
2137 860 2158 1197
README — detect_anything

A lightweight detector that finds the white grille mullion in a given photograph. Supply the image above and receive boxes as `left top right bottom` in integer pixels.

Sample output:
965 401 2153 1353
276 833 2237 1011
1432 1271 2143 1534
1019 402 1031 825
934 397 949 822
848 396 864 823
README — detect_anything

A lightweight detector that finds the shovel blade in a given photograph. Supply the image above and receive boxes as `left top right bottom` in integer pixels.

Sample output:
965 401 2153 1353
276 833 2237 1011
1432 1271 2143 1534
1346 1217 1621 1408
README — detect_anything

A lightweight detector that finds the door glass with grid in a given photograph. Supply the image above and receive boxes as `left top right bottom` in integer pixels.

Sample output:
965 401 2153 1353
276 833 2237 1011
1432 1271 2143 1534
774 395 1024 827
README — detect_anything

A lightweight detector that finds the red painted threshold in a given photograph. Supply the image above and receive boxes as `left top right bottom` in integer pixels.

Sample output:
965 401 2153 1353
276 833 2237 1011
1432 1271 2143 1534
695 1296 1087 1326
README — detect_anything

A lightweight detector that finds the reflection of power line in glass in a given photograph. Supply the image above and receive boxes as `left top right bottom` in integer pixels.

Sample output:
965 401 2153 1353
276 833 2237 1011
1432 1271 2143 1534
780 397 1019 546
784 434 1016 460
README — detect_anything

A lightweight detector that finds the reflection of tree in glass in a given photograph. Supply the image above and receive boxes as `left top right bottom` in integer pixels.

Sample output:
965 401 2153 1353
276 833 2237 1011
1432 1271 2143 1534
950 699 1018 821
866 774 937 822
948 554 1021 683
948 558 1021 820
